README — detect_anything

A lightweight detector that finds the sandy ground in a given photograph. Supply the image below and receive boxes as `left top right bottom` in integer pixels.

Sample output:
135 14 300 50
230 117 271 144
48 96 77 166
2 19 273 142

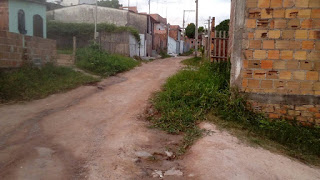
183 123 320 180
0 56 319 180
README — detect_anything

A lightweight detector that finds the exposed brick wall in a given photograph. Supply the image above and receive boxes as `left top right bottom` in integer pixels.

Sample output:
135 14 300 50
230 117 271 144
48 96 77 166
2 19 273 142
230 0 320 125
0 0 9 31
0 31 57 68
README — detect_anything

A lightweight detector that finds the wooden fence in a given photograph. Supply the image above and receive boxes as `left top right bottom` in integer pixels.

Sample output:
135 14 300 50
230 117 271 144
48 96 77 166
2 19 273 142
210 31 229 62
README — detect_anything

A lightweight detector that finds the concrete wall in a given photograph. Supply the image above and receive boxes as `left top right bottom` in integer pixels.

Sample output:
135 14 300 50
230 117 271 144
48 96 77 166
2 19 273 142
230 0 320 125
99 31 144 57
0 31 57 68
47 5 148 34
9 0 47 38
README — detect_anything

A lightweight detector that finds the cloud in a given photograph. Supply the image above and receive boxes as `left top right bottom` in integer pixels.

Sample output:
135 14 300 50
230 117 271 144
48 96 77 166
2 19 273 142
119 0 231 27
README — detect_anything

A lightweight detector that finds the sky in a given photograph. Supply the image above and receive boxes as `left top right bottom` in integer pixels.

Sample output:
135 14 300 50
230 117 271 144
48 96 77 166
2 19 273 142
118 0 231 28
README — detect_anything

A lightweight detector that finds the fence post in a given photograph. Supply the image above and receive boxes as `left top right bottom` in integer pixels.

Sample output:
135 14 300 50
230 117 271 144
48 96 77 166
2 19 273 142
73 36 76 63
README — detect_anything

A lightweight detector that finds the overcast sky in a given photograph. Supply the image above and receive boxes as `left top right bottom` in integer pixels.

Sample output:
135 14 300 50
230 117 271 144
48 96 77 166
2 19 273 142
119 0 231 28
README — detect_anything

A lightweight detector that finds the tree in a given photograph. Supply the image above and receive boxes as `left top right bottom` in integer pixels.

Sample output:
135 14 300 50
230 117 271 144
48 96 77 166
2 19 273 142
198 26 204 33
185 23 195 38
215 19 230 32
98 0 122 9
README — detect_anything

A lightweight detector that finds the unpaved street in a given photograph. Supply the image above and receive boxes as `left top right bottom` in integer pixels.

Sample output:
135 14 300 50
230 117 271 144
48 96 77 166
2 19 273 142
0 57 320 180
0 57 186 179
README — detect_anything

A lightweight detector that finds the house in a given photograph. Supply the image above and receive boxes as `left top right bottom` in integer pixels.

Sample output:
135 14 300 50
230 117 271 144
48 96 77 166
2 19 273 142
0 0 56 68
150 14 168 54
1 0 47 38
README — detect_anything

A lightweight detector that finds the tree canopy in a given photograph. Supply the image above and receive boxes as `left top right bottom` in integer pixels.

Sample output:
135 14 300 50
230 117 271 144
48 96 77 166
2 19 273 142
185 23 205 38
198 26 204 33
215 19 230 32
98 0 122 9
185 23 195 38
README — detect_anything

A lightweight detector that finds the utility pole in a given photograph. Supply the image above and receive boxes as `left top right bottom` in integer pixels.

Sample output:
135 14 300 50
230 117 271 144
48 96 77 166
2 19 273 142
195 0 199 57
94 0 98 40
149 0 151 14
128 0 130 7
207 16 211 60
167 23 170 54
182 10 195 39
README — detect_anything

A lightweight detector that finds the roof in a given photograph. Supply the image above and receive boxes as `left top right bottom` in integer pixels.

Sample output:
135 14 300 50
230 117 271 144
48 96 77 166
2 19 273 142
170 25 181 30
150 14 167 24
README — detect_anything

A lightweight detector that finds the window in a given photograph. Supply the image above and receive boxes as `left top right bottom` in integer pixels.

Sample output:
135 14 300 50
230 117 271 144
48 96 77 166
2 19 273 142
18 10 27 34
33 14 43 38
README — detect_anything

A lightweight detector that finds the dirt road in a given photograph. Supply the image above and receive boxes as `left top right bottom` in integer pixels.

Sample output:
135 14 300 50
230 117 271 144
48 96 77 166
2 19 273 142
0 56 319 180
0 57 187 180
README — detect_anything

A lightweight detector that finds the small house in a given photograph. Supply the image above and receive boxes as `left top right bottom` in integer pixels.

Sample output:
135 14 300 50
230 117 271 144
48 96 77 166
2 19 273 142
1 0 47 38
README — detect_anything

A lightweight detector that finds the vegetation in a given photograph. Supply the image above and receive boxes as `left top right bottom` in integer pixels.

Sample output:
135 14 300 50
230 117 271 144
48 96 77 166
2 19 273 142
198 26 204 33
57 49 73 55
0 64 98 103
185 23 195 39
149 57 320 165
180 48 194 56
98 0 122 9
215 19 230 32
76 45 140 77
159 50 171 59
47 21 140 42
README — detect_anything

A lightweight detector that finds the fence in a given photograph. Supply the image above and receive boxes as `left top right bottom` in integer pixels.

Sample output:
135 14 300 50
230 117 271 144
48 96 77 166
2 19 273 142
210 31 229 62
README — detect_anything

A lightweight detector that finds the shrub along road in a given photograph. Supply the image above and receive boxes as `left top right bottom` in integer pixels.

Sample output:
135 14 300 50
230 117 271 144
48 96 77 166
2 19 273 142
0 57 319 179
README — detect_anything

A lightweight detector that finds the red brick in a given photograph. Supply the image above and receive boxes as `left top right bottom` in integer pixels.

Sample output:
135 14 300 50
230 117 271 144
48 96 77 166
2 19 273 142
261 60 273 69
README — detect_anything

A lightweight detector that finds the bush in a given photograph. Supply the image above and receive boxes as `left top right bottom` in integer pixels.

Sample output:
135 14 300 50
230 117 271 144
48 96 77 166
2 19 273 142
0 64 98 103
76 46 140 77
150 57 320 161
47 21 140 42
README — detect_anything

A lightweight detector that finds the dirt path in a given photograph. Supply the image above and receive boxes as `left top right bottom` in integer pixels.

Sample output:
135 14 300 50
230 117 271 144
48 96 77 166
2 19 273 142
0 57 187 180
0 56 319 180
183 123 320 180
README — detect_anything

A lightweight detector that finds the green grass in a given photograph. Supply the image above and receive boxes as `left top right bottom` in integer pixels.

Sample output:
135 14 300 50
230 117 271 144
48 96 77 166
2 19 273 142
0 64 98 103
149 57 320 165
57 49 73 55
180 49 194 56
76 45 140 77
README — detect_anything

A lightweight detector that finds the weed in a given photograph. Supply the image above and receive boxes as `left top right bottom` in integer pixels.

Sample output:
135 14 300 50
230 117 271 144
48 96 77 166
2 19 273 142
159 50 171 59
0 64 98 103
76 46 140 77
149 57 320 165
180 49 194 56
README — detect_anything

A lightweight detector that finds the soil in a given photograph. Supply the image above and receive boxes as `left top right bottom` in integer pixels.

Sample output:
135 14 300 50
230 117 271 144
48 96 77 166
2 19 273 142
0 57 319 180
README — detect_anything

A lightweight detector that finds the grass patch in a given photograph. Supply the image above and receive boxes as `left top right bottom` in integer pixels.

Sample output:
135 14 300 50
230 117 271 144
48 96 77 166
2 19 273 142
0 64 98 103
76 45 140 77
160 50 172 59
149 57 320 165
180 49 194 56
57 48 73 55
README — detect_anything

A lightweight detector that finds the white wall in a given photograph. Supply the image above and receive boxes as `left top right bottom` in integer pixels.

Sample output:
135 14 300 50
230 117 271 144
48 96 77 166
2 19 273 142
168 36 177 54
129 34 146 57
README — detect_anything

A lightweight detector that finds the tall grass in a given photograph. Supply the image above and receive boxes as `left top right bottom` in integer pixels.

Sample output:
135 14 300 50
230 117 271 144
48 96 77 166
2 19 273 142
76 45 140 77
150 57 320 164
0 64 98 103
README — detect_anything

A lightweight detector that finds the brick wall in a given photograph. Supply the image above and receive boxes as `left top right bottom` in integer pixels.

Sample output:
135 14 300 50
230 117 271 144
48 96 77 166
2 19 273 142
0 31 57 68
0 0 9 31
230 0 320 125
